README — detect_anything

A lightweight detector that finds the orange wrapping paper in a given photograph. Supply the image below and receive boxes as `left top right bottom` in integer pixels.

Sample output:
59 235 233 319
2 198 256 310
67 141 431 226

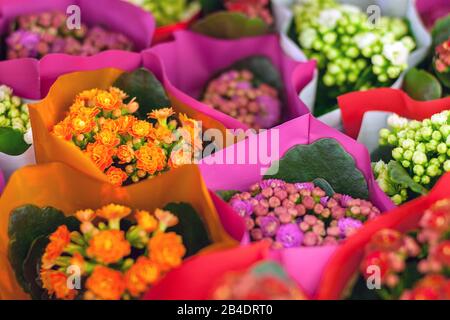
0 163 236 299
29 68 229 184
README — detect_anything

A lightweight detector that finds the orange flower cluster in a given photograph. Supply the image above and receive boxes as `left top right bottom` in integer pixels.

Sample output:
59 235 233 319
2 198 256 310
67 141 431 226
40 204 186 300
52 87 202 186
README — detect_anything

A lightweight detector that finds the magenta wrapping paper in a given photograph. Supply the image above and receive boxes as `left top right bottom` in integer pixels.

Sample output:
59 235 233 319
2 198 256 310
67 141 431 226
416 0 450 29
144 31 316 130
0 59 40 99
199 113 395 297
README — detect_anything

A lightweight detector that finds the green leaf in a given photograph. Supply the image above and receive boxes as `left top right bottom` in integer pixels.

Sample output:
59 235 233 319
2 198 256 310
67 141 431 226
215 190 240 202
164 202 212 258
0 127 30 156
8 205 79 293
251 261 290 281
228 56 283 93
387 160 428 196
264 138 369 199
312 178 336 197
403 68 442 101
22 236 50 300
192 11 269 39
200 0 224 14
432 15 450 48
113 68 170 119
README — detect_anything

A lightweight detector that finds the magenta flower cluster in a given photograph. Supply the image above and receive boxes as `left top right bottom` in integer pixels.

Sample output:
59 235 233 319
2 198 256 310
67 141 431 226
6 11 134 59
229 179 381 249
202 69 281 129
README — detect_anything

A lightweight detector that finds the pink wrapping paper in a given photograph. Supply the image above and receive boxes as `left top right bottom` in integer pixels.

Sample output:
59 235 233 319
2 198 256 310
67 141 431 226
199 113 395 297
144 31 316 130
0 0 155 98
0 59 40 99
416 0 450 29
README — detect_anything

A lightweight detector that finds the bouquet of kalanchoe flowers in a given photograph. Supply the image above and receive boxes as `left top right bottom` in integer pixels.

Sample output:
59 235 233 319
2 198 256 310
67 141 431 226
201 55 283 129
32 204 184 300
228 179 381 249
128 0 200 26
349 199 450 300
6 11 134 59
0 85 32 155
292 0 416 115
373 111 450 205
52 86 201 187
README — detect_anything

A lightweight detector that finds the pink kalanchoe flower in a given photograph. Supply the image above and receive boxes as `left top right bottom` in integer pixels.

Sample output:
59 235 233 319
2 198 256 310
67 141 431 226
224 0 274 25
276 223 303 248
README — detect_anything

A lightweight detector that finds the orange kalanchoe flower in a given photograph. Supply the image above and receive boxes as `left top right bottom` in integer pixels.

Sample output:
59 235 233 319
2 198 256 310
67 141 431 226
41 225 71 269
135 210 159 233
125 257 160 297
115 114 136 134
97 204 132 220
85 266 126 300
84 142 115 172
148 232 186 272
135 143 167 175
116 144 135 164
155 208 179 228
106 166 128 187
148 107 175 123
75 209 96 222
87 230 131 264
53 119 73 141
130 120 153 139
95 90 122 111
95 129 121 148
42 270 77 300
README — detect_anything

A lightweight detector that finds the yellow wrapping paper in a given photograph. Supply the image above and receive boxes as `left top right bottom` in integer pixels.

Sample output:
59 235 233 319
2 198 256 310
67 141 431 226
29 68 229 184
0 163 236 299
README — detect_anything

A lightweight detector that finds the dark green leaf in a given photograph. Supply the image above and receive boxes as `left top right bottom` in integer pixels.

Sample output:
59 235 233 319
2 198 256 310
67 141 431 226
432 15 450 48
312 178 336 197
251 261 290 281
403 68 442 101
215 190 240 202
164 202 212 258
22 236 50 300
0 127 30 156
387 161 428 196
228 56 283 93
113 68 170 119
264 138 369 199
192 12 269 40
200 0 224 14
8 205 79 293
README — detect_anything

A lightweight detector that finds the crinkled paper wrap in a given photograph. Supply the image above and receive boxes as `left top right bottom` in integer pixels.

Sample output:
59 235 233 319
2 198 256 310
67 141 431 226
145 31 316 130
0 163 237 299
338 88 450 153
272 0 432 129
199 113 395 297
29 67 229 184
317 172 450 299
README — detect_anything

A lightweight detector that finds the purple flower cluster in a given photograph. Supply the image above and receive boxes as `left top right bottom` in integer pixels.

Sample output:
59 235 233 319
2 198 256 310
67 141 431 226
229 179 381 249
6 11 134 59
202 69 281 129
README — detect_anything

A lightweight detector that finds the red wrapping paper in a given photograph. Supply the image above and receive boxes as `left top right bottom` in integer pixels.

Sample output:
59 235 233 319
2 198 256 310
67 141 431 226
317 172 450 300
338 88 450 139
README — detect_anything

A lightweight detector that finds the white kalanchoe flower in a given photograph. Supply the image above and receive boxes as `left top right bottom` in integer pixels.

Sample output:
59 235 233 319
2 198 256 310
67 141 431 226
316 9 342 29
383 41 409 66
0 85 12 101
431 112 448 126
354 32 378 50
24 127 33 145
387 113 409 130
299 28 318 49
340 4 361 14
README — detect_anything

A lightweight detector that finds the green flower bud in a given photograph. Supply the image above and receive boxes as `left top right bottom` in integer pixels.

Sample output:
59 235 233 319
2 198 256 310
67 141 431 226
444 160 450 172
432 130 443 141
426 141 438 152
0 103 5 115
323 74 335 87
421 127 433 140
392 147 404 160
430 158 440 166
408 120 421 130
387 134 398 145
401 160 411 168
391 194 403 205
387 66 401 79
401 138 415 150
346 47 359 58
403 149 413 161
323 32 337 44
328 63 341 75
426 165 440 177
377 74 388 82
439 124 450 138
413 175 421 183
8 108 19 118
437 143 448 154
372 54 386 67
413 165 425 176
421 175 431 185
438 154 447 164
416 143 426 153
412 151 427 165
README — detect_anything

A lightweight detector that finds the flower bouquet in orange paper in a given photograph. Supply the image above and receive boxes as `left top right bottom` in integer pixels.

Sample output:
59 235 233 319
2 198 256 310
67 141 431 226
0 163 235 299
29 68 223 186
